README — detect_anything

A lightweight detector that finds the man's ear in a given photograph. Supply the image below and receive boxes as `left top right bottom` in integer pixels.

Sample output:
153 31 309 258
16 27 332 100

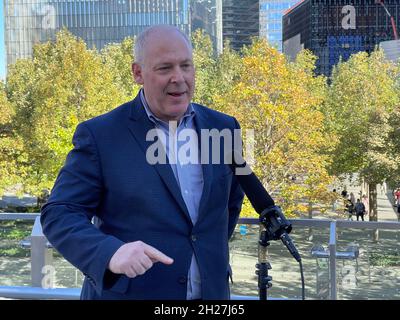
132 63 144 85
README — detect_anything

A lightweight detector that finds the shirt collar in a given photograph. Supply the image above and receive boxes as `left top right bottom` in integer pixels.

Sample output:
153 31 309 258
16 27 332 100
139 88 195 127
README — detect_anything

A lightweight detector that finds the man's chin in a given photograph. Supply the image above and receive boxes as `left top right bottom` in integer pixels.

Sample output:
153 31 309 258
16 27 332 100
171 102 189 112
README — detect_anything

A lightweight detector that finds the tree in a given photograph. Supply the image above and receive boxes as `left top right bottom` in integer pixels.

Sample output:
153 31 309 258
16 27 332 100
4 30 131 196
325 50 400 222
101 37 140 99
387 63 400 189
0 82 25 195
209 39 241 110
191 29 216 106
214 39 334 217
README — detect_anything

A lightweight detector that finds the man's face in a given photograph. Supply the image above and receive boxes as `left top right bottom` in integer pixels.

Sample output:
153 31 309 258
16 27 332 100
132 31 195 122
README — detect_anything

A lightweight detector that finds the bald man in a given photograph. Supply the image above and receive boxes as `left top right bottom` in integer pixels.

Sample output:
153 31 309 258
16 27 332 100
41 25 244 300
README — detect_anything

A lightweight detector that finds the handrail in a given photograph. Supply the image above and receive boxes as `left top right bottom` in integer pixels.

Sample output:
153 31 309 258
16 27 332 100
2 213 399 229
238 217 400 229
0 286 267 300
0 286 81 300
0 213 40 220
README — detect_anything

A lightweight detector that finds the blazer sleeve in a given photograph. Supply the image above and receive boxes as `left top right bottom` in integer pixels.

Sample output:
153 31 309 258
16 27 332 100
227 117 245 239
40 122 124 295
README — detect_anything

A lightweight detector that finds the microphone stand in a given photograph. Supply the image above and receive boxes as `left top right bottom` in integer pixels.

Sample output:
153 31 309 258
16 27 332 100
256 224 272 300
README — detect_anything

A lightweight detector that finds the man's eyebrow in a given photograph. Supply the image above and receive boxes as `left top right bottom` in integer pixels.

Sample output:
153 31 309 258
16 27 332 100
181 59 194 64
154 59 193 68
154 62 172 68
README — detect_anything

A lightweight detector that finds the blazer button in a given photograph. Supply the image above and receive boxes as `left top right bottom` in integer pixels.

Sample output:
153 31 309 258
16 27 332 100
178 276 187 284
191 234 197 242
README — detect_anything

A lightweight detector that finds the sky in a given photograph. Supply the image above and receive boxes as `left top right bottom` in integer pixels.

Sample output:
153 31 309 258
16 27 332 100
0 3 5 81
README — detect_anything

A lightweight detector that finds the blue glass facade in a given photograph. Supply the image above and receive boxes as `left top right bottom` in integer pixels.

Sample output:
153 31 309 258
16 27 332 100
327 35 364 68
259 0 298 51
4 0 222 67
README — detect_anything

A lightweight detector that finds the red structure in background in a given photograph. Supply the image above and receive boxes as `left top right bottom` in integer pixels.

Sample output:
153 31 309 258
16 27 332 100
376 0 399 40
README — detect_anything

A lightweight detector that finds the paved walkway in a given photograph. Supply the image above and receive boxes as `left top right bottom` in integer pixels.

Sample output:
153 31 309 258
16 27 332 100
375 188 399 221
314 180 399 222
346 181 398 221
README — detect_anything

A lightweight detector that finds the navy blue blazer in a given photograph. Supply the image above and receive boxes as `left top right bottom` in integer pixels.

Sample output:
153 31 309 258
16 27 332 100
41 94 244 300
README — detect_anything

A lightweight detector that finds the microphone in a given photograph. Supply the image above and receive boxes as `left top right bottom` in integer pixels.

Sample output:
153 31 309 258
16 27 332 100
229 152 302 262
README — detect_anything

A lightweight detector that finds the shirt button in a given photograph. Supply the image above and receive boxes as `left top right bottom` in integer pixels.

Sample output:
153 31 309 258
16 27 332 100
178 276 187 284
184 190 189 195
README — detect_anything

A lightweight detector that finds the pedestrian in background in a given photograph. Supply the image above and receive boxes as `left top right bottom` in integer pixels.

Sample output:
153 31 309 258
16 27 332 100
355 199 366 221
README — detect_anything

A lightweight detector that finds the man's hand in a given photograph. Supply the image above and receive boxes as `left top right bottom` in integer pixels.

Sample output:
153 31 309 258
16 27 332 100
108 241 174 278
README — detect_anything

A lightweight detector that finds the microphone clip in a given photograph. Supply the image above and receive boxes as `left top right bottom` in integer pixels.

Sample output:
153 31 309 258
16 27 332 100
259 206 293 242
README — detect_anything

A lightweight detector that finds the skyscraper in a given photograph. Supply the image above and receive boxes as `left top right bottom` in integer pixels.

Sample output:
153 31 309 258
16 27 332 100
259 0 297 51
3 0 223 67
282 0 400 76
222 0 259 51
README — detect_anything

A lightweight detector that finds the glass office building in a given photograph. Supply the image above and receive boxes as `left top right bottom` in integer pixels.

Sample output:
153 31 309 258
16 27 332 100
282 0 400 76
222 0 259 51
259 0 297 51
4 0 222 67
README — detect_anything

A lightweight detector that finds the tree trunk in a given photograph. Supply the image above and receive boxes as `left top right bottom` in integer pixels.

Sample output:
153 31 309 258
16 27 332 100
308 201 313 241
368 183 379 241
369 185 378 221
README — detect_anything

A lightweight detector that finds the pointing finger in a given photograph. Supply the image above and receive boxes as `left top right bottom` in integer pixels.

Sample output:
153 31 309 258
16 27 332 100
143 244 174 265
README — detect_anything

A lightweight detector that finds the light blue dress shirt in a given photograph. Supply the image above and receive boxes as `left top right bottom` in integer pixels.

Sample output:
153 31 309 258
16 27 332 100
140 89 204 299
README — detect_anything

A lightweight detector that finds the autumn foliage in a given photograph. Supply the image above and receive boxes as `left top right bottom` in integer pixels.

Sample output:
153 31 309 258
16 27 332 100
1 30 399 220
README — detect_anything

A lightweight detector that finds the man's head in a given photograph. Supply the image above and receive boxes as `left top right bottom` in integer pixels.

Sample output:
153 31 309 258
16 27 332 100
132 25 195 122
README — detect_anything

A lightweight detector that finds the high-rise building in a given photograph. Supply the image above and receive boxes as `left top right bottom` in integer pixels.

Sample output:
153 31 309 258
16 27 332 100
282 0 400 76
259 0 297 51
192 0 223 53
3 0 223 67
222 0 259 51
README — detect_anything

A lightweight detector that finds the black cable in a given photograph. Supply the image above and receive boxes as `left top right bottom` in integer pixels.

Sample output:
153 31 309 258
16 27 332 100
299 259 305 300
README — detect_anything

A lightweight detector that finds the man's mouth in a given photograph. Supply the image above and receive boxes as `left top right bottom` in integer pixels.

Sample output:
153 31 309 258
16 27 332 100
168 92 185 97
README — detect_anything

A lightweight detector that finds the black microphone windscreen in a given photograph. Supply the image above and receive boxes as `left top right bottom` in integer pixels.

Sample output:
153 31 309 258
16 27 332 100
235 172 275 214
228 151 275 214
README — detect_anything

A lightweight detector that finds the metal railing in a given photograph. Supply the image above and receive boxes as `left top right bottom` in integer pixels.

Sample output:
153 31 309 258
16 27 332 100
0 213 39 220
0 213 399 300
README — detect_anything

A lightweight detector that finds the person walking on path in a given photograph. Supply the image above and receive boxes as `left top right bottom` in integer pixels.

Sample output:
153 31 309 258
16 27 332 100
355 199 366 221
345 198 354 220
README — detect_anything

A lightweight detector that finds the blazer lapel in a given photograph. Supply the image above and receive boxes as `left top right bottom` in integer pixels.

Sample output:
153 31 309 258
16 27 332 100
126 96 192 225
